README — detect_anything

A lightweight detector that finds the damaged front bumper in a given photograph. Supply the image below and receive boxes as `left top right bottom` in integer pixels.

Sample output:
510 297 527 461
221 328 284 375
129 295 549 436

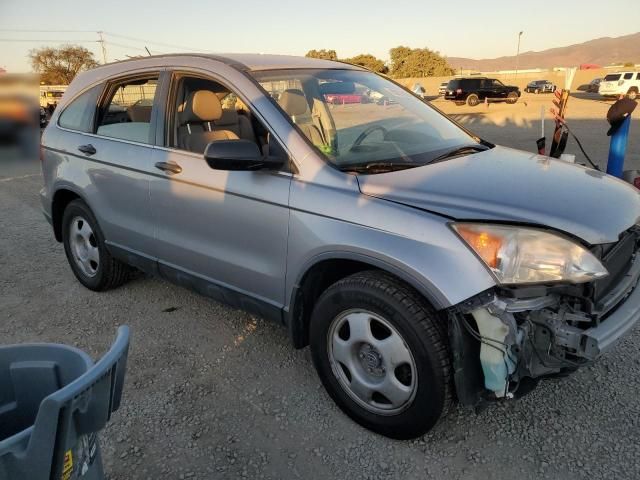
450 231 640 406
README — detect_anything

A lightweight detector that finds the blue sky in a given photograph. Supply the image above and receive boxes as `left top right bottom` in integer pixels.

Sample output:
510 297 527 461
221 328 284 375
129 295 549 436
1 0 638 72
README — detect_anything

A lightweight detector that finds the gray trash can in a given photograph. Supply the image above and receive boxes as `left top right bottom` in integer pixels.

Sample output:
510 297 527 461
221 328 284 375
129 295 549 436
0 326 130 480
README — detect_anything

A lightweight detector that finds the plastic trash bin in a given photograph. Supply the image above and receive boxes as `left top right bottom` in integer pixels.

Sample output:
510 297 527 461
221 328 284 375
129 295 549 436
0 326 130 480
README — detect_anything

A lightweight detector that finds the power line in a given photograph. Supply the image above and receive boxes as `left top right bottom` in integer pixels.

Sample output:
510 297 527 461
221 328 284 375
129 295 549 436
103 40 166 55
0 29 208 52
0 38 98 43
0 29 97 33
102 32 206 52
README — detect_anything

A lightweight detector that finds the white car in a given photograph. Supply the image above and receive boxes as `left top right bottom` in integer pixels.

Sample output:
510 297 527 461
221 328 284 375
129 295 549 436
598 71 640 99
438 82 448 95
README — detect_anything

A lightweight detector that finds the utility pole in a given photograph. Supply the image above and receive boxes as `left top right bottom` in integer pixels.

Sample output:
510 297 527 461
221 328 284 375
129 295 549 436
515 31 523 80
97 31 107 64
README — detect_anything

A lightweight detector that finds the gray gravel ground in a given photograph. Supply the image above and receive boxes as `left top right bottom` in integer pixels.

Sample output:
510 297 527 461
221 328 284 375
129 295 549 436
1 106 640 480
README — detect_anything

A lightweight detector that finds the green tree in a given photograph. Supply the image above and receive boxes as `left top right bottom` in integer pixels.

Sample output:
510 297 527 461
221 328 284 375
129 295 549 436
305 49 338 61
341 54 388 74
29 45 99 85
389 46 454 78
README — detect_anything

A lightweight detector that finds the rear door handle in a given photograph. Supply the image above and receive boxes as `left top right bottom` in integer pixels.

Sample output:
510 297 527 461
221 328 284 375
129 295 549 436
78 144 96 156
155 161 182 174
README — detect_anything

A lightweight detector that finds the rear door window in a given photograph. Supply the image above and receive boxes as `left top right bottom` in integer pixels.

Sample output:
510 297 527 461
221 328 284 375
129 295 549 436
604 74 621 81
96 75 159 144
58 85 103 132
624 73 633 80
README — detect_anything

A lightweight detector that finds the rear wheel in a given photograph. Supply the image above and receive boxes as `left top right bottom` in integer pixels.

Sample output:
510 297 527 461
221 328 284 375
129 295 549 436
309 271 452 439
506 92 519 104
466 94 480 107
62 199 131 291
534 88 540 94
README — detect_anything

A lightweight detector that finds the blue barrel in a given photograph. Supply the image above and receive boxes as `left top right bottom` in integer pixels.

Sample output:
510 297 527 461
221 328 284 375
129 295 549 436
607 114 632 178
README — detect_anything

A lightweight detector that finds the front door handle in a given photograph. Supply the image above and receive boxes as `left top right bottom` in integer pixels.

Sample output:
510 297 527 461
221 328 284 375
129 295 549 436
78 144 96 156
155 161 182 174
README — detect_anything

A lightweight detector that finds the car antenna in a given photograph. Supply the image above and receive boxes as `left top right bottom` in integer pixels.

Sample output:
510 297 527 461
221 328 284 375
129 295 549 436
145 47 152 56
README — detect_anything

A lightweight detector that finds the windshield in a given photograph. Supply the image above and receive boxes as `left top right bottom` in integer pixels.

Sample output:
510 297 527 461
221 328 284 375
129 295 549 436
250 69 479 170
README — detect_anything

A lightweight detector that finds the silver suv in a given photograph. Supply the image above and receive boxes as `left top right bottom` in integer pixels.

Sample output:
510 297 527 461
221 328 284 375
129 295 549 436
40 54 640 439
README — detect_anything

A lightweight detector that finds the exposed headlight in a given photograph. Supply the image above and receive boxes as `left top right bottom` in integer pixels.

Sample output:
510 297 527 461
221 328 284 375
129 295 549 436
451 223 609 285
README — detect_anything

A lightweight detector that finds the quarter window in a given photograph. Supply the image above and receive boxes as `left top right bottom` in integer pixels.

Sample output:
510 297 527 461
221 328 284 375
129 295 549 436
96 76 159 144
58 85 102 132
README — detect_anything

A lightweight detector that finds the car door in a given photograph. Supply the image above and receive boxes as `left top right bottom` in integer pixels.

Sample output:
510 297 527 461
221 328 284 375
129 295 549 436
56 72 164 264
490 79 506 99
149 71 291 319
477 79 493 100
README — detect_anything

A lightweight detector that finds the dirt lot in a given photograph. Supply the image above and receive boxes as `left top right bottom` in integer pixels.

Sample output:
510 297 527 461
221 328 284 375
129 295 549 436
1 92 640 480
435 90 640 171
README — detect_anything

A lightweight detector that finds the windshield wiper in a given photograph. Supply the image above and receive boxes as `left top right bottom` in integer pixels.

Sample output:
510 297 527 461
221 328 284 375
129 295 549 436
341 162 419 173
428 144 489 164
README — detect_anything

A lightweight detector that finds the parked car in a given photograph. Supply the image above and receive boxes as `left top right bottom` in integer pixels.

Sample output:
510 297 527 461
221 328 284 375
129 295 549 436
524 80 556 94
39 86 67 114
598 72 640 99
39 105 48 128
438 82 448 95
41 54 640 439
411 82 426 99
444 77 520 106
324 93 364 104
587 77 602 93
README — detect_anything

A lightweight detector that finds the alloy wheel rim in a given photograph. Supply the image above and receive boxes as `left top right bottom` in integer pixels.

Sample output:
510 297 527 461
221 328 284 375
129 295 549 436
69 216 99 277
327 309 418 416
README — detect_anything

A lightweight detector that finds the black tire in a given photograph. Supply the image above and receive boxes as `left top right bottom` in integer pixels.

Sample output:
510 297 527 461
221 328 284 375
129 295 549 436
309 271 453 439
466 94 480 107
62 199 130 291
534 89 540 95
506 92 519 104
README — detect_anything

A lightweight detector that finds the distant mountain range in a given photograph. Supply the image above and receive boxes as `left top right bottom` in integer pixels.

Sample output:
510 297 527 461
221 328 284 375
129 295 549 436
447 32 640 71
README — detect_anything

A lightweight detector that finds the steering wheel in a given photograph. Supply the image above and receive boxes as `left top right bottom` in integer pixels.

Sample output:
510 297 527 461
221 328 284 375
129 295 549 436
350 125 389 151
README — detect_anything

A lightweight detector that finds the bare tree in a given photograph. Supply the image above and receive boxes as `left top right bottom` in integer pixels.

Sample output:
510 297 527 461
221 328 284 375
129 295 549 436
29 45 99 85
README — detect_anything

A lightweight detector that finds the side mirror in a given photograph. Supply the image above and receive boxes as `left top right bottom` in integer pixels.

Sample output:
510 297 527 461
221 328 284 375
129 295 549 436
204 140 284 171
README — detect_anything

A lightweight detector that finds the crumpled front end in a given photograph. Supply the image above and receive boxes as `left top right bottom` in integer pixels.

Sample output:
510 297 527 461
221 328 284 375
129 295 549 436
450 227 640 405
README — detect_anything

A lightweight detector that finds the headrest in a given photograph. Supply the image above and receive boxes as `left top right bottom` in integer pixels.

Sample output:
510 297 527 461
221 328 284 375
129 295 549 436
278 89 308 116
183 90 222 123
215 108 239 127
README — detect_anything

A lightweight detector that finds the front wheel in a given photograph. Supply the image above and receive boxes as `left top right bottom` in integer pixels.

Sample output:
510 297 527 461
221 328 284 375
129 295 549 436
506 92 519 104
309 271 452 439
62 199 131 291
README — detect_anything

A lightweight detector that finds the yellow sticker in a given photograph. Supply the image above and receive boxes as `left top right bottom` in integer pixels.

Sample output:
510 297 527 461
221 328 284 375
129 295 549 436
62 450 73 480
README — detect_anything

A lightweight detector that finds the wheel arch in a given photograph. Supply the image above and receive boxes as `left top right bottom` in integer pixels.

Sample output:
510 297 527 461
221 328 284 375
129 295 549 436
51 187 85 242
285 252 448 349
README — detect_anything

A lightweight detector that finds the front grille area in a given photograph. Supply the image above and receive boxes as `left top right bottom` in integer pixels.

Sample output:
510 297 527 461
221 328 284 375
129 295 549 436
592 230 637 302
586 228 640 319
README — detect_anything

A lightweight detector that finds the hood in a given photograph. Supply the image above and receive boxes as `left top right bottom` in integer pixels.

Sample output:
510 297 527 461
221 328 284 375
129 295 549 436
357 146 640 245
